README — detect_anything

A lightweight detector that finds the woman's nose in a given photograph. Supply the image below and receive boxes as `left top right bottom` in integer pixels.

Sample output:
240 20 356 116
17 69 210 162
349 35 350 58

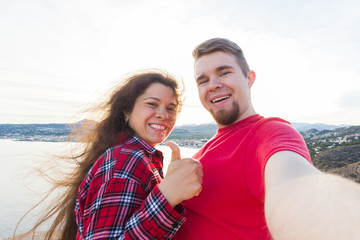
156 107 169 119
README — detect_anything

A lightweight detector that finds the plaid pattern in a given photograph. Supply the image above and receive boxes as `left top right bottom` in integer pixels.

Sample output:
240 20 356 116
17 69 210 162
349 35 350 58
74 134 186 239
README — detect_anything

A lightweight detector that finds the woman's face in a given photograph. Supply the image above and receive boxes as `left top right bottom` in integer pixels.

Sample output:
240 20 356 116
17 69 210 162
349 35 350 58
127 82 178 147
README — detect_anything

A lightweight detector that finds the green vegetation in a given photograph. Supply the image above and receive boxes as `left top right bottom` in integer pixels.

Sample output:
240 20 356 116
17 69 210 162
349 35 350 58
301 126 360 159
1 122 359 182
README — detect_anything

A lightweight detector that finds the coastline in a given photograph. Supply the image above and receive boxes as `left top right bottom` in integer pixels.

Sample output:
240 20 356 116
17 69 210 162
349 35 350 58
1 231 47 240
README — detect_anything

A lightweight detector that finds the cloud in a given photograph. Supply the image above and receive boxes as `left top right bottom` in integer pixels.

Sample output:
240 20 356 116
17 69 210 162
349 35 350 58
1 0 360 125
338 92 360 109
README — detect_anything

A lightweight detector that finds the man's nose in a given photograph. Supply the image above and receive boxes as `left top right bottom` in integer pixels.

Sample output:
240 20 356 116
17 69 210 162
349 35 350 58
208 77 222 91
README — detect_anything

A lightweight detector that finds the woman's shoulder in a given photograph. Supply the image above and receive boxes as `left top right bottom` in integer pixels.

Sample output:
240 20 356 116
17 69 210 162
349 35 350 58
102 141 152 177
79 144 149 192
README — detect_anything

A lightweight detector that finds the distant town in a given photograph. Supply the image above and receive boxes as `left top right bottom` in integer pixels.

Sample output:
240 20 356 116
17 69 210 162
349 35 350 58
1 121 360 182
0 121 359 154
0 121 214 148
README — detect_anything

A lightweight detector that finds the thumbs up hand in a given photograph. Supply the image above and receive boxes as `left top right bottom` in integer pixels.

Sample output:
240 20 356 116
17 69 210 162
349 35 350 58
166 141 181 161
158 141 203 208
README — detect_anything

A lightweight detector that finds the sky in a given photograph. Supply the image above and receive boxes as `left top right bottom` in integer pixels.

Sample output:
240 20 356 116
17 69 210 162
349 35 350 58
1 0 359 126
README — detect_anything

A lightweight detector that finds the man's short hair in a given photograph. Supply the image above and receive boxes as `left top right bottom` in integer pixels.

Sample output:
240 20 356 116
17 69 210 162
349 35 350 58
192 38 250 77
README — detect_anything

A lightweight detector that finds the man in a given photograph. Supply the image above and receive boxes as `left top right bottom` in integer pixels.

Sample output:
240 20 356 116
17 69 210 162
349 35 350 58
173 38 360 240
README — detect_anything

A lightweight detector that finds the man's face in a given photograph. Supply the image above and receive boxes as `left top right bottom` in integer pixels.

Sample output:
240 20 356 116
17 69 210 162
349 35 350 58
194 51 255 128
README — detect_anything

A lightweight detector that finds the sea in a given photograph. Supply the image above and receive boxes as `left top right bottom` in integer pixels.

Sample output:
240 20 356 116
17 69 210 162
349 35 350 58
0 139 198 238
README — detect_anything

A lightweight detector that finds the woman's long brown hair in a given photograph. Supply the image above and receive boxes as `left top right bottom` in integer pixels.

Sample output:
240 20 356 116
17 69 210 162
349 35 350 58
16 70 183 240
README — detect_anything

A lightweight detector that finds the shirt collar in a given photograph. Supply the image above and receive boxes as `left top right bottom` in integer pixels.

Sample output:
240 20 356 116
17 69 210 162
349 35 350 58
130 135 157 154
217 114 263 135
116 132 162 157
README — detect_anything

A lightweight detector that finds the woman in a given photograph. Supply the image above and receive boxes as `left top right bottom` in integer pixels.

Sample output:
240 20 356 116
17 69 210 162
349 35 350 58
22 70 203 239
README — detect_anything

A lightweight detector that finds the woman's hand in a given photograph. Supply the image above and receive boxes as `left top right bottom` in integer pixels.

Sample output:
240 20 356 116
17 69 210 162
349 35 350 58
158 141 203 207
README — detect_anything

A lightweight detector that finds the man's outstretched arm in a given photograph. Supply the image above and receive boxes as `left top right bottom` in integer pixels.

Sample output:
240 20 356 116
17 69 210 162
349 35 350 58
264 151 360 240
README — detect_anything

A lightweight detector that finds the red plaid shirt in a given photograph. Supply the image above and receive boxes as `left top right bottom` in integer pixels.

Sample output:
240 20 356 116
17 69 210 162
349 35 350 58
74 133 186 239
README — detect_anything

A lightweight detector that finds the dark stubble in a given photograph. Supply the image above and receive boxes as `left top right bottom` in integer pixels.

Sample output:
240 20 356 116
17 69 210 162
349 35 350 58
210 101 240 126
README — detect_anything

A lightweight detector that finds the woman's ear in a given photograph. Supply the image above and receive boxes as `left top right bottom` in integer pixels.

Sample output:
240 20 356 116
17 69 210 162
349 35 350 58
124 113 130 124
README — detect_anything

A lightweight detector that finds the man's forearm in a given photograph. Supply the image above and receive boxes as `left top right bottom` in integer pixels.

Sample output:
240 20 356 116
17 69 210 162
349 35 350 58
265 173 360 240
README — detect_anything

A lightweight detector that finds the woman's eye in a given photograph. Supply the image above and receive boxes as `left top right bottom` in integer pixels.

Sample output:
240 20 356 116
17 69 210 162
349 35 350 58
147 102 157 107
167 107 176 112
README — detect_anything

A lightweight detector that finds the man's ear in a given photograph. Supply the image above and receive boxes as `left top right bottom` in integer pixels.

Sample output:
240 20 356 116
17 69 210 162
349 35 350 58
247 70 256 88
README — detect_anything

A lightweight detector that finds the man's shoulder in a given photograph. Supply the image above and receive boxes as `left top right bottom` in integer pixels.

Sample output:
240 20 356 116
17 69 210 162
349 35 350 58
257 116 291 125
243 116 301 144
231 115 291 131
251 116 294 131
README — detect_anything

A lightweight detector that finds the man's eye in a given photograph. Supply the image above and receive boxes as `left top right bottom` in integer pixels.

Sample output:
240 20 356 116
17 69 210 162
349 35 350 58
198 79 209 85
220 71 230 77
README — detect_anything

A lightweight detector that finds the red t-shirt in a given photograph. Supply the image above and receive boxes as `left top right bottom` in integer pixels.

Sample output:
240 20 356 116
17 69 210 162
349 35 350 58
174 114 311 240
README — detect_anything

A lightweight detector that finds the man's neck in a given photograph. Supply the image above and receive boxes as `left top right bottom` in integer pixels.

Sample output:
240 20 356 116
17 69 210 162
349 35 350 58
217 111 258 129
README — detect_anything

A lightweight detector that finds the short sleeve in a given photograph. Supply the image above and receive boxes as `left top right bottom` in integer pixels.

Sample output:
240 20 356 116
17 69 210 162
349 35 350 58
244 118 311 200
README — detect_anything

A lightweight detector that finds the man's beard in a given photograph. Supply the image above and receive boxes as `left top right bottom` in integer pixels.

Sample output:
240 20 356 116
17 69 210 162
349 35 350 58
210 101 240 126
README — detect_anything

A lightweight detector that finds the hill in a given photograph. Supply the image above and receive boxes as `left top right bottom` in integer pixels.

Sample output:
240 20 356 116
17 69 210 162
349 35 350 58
171 121 347 138
300 125 360 158
168 123 217 139
0 121 348 141
292 122 348 132
312 145 360 183
330 160 360 183
1 121 359 183
300 125 360 183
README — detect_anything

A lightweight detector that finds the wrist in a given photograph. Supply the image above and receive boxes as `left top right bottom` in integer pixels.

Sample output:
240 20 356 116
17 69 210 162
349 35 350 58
158 182 181 208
